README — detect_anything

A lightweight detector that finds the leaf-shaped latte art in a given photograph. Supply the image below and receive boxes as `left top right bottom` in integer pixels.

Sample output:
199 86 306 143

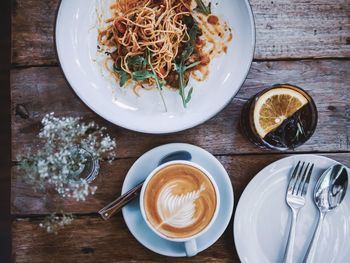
156 183 205 228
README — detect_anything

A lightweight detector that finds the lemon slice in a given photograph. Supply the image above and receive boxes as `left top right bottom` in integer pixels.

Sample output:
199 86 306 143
253 87 308 138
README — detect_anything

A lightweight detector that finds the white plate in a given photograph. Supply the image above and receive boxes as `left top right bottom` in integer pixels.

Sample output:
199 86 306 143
121 143 234 256
55 0 255 134
234 155 350 263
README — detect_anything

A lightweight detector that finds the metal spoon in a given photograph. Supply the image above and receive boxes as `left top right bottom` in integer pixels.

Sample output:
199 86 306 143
303 164 348 263
98 150 192 220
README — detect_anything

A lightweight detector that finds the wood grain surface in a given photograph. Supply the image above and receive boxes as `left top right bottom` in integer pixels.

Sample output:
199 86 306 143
11 0 350 66
11 60 350 160
11 153 350 215
11 153 350 262
10 0 350 262
0 0 11 262
13 216 238 263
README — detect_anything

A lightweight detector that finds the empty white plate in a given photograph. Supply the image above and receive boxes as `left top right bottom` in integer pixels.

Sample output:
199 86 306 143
55 0 255 133
234 155 350 263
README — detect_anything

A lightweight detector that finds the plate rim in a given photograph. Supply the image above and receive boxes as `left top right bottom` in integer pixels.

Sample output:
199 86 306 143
54 0 256 134
233 154 347 263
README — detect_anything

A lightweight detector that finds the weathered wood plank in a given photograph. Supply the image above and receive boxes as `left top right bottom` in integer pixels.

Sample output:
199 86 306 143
11 0 350 66
11 153 350 215
11 0 59 66
11 153 350 262
253 0 350 59
12 215 237 263
11 60 350 160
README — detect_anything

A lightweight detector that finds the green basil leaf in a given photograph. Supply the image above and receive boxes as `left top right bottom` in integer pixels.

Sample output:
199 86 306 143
180 23 198 62
132 70 155 81
127 55 147 67
174 23 199 107
146 48 167 111
119 71 129 87
185 61 201 70
185 87 194 104
194 0 211 15
113 64 130 87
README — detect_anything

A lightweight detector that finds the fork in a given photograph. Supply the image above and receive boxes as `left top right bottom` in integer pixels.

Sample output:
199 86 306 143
282 161 314 263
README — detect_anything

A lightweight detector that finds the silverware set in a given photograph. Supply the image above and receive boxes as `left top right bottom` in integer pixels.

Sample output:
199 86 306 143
282 161 348 263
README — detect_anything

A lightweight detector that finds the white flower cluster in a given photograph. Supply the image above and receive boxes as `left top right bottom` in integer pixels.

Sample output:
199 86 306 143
18 113 117 201
39 213 74 234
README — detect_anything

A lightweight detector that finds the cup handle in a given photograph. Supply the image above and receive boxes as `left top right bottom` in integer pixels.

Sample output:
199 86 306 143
184 239 197 257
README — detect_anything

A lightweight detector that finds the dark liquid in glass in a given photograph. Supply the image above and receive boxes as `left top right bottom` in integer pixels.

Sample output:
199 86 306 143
240 84 318 150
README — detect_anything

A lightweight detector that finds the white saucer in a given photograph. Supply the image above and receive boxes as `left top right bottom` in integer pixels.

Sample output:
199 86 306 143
234 155 350 263
121 143 234 257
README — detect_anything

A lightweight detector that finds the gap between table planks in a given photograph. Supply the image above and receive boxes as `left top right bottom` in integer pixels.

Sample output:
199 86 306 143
11 153 350 215
12 153 350 263
11 0 350 66
11 60 350 160
13 215 238 263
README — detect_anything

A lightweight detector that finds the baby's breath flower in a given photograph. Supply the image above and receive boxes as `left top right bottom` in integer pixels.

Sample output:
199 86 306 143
17 113 117 233
18 113 116 201
39 213 74 234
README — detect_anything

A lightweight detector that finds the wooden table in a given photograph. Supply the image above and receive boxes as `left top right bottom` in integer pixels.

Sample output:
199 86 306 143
11 0 350 262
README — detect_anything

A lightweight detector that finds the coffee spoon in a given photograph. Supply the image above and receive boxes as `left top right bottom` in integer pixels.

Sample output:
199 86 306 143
303 164 348 263
98 150 192 220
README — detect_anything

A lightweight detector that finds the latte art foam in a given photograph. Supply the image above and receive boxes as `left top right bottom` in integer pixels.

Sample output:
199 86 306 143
157 183 206 229
144 164 217 239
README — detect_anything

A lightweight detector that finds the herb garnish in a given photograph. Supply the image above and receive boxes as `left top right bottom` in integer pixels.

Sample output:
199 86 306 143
194 0 212 15
113 22 201 109
113 55 148 87
174 23 201 107
128 55 147 69
131 50 168 111
294 115 306 141
113 51 167 111
113 64 129 87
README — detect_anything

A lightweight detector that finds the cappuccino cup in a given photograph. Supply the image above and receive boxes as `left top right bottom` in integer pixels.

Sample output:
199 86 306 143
140 160 220 257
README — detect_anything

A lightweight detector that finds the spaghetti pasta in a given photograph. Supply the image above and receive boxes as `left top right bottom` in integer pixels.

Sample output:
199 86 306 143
99 0 191 80
98 0 232 108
